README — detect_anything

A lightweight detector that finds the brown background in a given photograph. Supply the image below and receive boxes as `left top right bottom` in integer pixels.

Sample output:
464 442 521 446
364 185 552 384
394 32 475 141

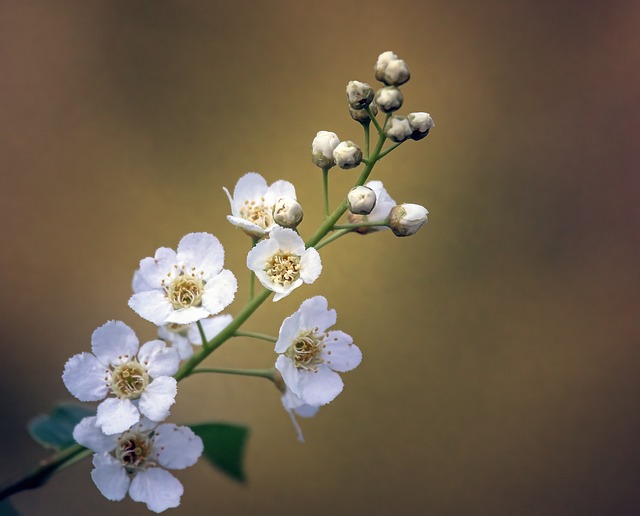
2 1 639 515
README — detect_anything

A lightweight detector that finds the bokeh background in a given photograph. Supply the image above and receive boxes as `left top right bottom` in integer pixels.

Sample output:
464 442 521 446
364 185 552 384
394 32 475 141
2 1 639 514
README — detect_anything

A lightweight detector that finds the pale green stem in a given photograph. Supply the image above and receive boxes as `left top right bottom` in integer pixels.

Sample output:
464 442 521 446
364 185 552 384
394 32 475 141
378 142 401 160
233 330 277 343
322 166 330 217
315 228 352 250
333 220 389 230
189 367 276 381
363 122 370 158
196 320 208 346
367 106 384 134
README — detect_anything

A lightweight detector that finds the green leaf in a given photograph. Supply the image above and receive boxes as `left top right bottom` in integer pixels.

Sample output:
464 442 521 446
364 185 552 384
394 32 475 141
28 403 94 450
189 423 249 482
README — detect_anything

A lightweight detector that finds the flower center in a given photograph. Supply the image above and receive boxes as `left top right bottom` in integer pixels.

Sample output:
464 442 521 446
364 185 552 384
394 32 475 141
265 251 301 287
285 330 325 371
110 360 149 399
167 274 204 309
115 431 154 473
240 198 273 229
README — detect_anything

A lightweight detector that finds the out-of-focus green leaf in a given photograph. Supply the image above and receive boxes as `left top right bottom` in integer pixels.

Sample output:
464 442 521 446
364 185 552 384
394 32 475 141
27 403 94 450
0 499 20 515
189 423 249 482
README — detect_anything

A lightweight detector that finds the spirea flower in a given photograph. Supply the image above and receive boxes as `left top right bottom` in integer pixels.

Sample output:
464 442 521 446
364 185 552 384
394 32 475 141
73 416 203 513
246 227 322 301
333 140 363 169
273 196 304 229
281 388 320 443
385 115 413 143
129 232 237 326
374 51 410 86
274 296 362 406
311 131 340 168
347 185 377 215
63 321 180 435
388 203 429 236
346 80 374 110
408 112 435 140
223 172 297 238
158 314 233 360
347 180 396 234
374 86 404 113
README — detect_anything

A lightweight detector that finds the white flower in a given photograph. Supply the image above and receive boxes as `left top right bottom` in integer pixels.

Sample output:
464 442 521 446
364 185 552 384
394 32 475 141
281 388 320 443
374 51 410 86
408 112 435 140
273 196 304 229
346 80 374 110
347 185 377 215
223 172 297 238
246 227 322 302
347 180 396 234
63 321 180 435
332 140 363 169
311 131 340 168
274 296 362 406
73 416 203 513
374 51 398 82
385 115 412 143
158 314 233 360
388 203 429 236
374 86 403 113
129 232 237 326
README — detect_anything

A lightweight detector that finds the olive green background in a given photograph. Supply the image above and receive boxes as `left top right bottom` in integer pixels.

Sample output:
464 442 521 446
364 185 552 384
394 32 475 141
2 1 639 515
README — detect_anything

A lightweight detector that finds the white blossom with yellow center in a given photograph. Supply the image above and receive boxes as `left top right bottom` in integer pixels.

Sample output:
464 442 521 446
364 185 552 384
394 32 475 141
129 232 237 326
246 227 322 302
63 321 180 435
223 172 297 238
274 296 362 406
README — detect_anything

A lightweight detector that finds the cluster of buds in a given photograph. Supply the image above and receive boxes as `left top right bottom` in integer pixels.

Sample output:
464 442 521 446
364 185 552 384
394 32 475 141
312 131 363 170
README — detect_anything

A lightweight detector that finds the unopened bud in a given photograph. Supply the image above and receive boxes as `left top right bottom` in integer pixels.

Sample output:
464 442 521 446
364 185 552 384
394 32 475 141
346 81 374 110
408 112 435 140
333 141 362 170
374 51 398 82
273 196 303 229
385 115 412 143
348 186 377 215
374 86 403 113
382 59 410 86
349 101 378 124
388 203 428 236
311 131 340 168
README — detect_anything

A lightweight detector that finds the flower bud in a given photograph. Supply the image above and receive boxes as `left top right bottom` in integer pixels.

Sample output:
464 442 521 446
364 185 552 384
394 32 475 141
382 59 410 86
348 186 377 215
408 112 435 140
273 196 303 229
374 86 403 113
388 203 429 236
333 140 362 170
346 80 374 110
349 101 378 124
374 51 398 82
311 131 340 168
385 115 412 143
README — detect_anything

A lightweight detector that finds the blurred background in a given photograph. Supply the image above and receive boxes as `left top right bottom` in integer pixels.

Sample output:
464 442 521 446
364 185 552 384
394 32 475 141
1 1 639 514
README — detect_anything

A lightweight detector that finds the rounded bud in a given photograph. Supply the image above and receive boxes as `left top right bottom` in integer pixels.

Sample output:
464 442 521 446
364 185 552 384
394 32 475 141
333 141 363 170
311 131 340 168
273 196 303 229
385 115 412 143
388 203 429 236
349 101 378 124
374 86 404 113
346 80 374 110
374 51 398 82
382 59 410 86
408 112 435 141
348 186 377 215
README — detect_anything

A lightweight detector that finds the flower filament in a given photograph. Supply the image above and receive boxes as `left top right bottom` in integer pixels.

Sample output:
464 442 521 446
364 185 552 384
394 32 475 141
240 198 273 230
286 329 325 371
265 251 301 287
163 267 205 309
110 360 149 399
115 430 154 474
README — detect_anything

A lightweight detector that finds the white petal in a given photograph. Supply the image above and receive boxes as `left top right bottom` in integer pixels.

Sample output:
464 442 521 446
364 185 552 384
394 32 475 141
176 232 224 279
323 331 362 372
222 186 238 216
129 291 174 325
138 377 177 422
174 337 194 359
299 248 322 284
272 280 301 302
231 172 268 205
62 353 109 402
297 366 343 406
275 355 302 397
201 269 237 314
73 416 117 453
96 398 140 435
269 226 305 253
129 468 183 513
138 340 180 378
187 314 233 346
246 237 279 272
136 248 178 290
226 215 266 238
152 424 204 470
165 306 210 325
132 269 153 293
274 310 304 353
264 180 296 205
297 296 336 332
91 321 139 366
91 453 130 501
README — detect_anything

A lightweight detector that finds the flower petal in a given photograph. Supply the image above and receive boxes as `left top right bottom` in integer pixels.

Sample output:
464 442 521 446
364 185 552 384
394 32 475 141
176 232 224 279
275 355 302 397
91 452 130 501
135 247 178 291
129 290 174 325
129 468 183 513
297 296 336 332
138 377 177 422
299 248 322 284
269 226 305 253
274 309 304 353
165 306 210 325
225 215 266 238
96 398 140 435
91 321 139 366
272 279 301 302
201 269 237 315
297 366 344 406
73 416 117 453
138 340 180 378
323 331 362 372
187 314 233 346
151 424 204 470
264 179 296 205
231 172 268 205
62 353 109 402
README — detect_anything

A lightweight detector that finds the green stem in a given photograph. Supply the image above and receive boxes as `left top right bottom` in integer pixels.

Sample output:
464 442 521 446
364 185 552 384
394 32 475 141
315 228 352 250
363 122 370 158
378 142 401 160
233 330 277 343
196 320 207 346
333 220 388 230
367 106 384 135
188 367 276 381
322 166 330 217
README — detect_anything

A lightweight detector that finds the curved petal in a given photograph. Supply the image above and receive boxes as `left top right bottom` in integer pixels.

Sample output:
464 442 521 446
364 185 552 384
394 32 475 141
226 215 266 238
129 290 174 325
138 340 180 378
299 248 322 284
176 232 224 279
272 279 301 302
222 186 238 217
92 321 139 365
165 305 210 325
297 366 343 406
136 247 178 290
129 468 183 513
138 377 177 422
62 353 109 402
274 310 303 353
297 296 336 332
231 172 268 204
246 237 279 272
152 424 204 470
96 398 140 435
187 314 233 346
91 453 130 501
264 180 296 204
73 416 117 453
275 355 302 397
323 331 362 372
269 227 305 254
201 269 237 315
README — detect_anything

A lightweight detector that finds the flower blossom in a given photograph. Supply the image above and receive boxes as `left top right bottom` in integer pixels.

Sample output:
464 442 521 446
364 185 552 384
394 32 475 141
158 314 233 360
274 296 362 406
347 180 396 234
246 226 322 301
223 172 297 238
63 321 180 435
73 416 203 513
129 232 237 326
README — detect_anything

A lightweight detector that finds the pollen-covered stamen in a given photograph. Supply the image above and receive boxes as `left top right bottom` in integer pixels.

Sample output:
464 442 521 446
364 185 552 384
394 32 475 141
115 431 154 473
166 273 205 309
265 251 301 287
110 360 149 399
285 330 325 370
240 197 273 229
